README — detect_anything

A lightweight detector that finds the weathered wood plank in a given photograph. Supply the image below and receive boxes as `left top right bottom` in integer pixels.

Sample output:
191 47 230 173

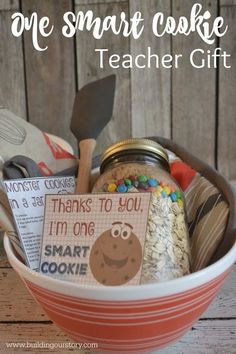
203 265 236 318
218 4 236 180
76 0 126 4
0 269 49 321
75 1 131 156
0 0 18 11
0 320 235 354
130 0 171 138
161 319 236 354
22 0 77 150
0 323 86 353
0 1 26 118
231 180 236 189
172 0 217 166
221 0 236 6
0 266 235 322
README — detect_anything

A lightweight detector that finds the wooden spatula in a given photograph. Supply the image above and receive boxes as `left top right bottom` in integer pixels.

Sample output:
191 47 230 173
71 75 116 193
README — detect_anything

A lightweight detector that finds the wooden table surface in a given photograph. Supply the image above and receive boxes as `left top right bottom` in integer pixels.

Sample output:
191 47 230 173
0 246 235 354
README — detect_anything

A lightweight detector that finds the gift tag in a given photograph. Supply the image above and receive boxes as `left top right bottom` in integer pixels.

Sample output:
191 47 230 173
4 176 75 270
40 193 151 286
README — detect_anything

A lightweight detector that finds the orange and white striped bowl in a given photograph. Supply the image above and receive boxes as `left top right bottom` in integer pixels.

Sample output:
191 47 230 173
4 234 236 353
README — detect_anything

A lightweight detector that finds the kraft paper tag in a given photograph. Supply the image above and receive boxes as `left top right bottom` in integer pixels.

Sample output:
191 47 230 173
39 193 151 286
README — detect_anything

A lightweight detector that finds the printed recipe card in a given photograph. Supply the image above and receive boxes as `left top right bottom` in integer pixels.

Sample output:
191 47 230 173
4 176 75 271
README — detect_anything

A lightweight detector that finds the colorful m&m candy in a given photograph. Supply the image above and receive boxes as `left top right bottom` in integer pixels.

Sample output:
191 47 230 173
102 175 183 205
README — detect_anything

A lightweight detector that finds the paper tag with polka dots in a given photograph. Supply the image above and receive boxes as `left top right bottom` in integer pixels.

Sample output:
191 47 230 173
40 193 151 286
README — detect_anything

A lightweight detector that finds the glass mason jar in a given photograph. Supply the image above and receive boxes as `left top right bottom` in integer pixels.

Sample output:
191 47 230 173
92 138 191 284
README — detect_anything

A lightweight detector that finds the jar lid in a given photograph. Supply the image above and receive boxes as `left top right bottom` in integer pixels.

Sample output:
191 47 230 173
101 138 169 169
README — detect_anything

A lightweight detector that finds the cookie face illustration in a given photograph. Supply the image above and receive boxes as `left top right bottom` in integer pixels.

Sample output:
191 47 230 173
90 222 142 286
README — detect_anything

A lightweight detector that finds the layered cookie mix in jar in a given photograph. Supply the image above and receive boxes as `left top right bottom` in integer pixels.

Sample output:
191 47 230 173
92 139 191 284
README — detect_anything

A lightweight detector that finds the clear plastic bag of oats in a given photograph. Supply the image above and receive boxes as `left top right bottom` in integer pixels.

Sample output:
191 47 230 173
92 138 191 284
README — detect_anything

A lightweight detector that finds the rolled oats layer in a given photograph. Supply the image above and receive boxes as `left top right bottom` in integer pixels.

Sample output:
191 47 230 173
141 194 190 284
